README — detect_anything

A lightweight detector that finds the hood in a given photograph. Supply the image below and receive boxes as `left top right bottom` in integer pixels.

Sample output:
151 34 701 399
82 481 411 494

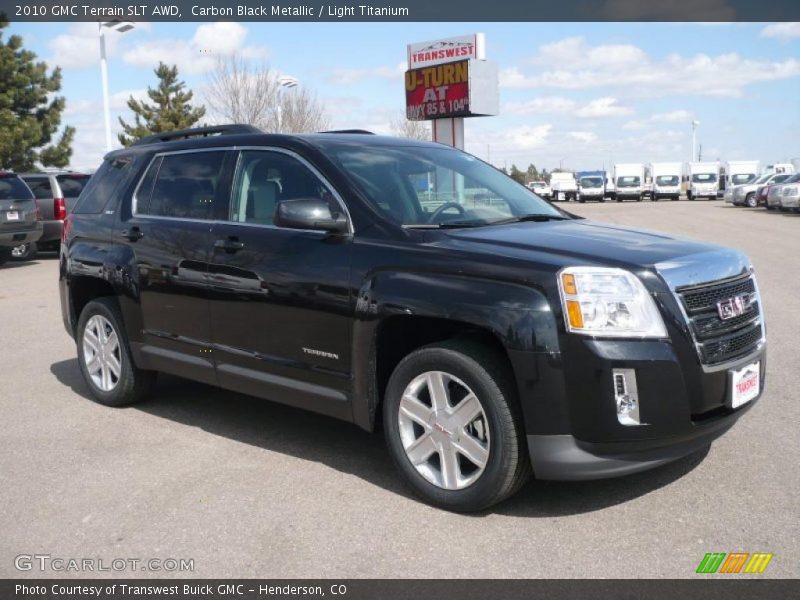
437 219 725 270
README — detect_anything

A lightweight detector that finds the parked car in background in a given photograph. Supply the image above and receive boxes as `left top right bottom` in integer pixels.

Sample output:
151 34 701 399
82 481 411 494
650 162 682 201
779 176 800 212
766 173 800 210
0 171 42 266
576 171 606 203
20 171 91 255
526 180 551 199
687 162 719 200
549 172 578 201
754 173 792 208
732 172 780 207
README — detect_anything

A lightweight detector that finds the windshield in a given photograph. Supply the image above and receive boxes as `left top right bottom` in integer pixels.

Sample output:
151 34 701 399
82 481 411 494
731 173 756 185
0 174 34 201
580 177 603 188
327 145 564 226
692 173 717 183
772 174 792 184
784 174 800 183
752 173 772 184
656 175 679 186
616 176 640 187
530 182 546 188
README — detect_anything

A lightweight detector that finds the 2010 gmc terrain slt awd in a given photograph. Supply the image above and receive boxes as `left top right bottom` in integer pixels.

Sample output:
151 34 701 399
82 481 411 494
59 126 766 511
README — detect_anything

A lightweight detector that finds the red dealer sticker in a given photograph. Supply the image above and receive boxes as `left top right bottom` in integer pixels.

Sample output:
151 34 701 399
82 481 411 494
405 60 471 120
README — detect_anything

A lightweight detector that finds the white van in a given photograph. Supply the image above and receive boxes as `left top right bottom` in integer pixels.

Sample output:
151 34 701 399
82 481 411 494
649 163 682 201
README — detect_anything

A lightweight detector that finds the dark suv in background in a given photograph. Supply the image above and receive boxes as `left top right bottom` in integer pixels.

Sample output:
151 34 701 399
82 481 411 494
59 126 767 511
0 171 42 265
20 171 91 258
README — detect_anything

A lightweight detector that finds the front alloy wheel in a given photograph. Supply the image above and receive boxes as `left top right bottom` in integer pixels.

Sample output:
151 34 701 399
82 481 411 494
384 341 530 512
398 371 490 490
746 193 757 208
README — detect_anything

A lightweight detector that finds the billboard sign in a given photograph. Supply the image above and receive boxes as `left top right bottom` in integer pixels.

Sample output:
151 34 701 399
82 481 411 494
405 59 498 121
407 33 485 69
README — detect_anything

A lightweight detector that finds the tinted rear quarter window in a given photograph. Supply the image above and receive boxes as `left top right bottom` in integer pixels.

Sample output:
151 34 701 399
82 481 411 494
73 157 133 214
57 175 91 198
0 175 35 200
23 178 54 199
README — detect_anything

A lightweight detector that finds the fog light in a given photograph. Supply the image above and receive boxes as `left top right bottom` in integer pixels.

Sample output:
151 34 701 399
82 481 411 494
612 368 642 426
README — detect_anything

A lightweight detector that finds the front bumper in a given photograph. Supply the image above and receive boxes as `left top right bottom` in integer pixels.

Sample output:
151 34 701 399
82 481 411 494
525 334 765 480
528 415 736 480
780 194 799 208
0 222 43 247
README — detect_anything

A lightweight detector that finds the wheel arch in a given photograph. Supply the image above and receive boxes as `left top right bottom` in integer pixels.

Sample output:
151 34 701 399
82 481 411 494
350 270 561 432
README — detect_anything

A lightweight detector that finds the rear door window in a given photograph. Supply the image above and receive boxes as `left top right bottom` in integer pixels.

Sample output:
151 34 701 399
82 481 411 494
137 151 226 220
73 157 133 214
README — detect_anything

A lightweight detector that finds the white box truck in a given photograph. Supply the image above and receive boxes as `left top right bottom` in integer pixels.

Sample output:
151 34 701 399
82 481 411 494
613 163 646 202
550 172 578 202
725 160 760 188
650 162 682 201
687 162 720 200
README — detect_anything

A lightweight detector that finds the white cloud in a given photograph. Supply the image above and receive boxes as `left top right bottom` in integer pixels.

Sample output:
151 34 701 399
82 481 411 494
329 62 407 85
575 97 633 118
503 96 576 115
501 37 800 97
567 131 598 144
64 89 149 119
651 109 694 123
623 109 694 130
761 23 800 40
123 22 268 75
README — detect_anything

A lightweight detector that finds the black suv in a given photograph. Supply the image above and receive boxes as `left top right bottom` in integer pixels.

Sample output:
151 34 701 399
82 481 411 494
59 126 767 511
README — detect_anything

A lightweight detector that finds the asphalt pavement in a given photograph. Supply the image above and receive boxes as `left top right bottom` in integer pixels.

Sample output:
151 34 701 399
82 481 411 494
0 200 797 578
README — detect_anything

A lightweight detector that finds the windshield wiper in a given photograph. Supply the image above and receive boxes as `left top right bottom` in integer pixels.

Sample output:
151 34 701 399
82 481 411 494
404 221 490 229
489 214 571 225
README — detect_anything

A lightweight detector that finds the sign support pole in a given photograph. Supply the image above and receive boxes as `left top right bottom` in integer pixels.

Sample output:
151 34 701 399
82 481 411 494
432 118 465 150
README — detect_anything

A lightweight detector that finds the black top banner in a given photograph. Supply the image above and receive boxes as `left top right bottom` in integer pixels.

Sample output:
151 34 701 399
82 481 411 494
2 0 799 22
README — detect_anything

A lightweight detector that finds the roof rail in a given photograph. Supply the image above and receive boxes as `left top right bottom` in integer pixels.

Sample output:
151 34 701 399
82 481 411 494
131 124 262 146
319 129 375 135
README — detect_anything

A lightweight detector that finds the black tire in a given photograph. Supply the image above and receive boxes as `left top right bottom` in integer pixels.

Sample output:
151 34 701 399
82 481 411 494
11 241 37 261
579 197 586 203
0 247 11 266
383 340 531 512
745 193 757 208
76 297 156 407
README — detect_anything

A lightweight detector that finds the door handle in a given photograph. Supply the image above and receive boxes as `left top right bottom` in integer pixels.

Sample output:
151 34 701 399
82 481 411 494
121 227 143 241
214 238 245 253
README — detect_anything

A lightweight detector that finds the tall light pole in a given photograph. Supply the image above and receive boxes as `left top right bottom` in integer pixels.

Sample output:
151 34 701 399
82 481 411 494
276 75 299 133
691 120 700 162
98 21 136 152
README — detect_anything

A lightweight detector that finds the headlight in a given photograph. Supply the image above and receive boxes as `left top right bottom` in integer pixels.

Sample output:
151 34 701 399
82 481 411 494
557 267 667 338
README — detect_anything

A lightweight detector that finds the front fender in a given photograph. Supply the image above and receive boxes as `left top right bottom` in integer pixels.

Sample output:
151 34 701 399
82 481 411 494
350 270 565 432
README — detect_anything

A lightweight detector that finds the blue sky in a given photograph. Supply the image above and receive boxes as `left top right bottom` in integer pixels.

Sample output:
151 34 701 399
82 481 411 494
7 21 800 171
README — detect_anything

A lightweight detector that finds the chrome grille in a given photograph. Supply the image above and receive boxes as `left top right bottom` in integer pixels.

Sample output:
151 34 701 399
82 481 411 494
676 274 763 365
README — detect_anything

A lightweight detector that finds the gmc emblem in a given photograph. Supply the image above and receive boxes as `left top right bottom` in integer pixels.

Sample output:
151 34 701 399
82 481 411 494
717 294 752 320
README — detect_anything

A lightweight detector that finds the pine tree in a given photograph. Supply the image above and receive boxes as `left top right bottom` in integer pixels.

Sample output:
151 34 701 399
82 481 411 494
118 62 206 146
0 20 74 171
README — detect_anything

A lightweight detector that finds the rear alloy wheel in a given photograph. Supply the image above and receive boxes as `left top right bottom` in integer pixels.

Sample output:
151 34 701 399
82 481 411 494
384 341 530 512
77 298 156 406
11 242 37 261
745 193 757 208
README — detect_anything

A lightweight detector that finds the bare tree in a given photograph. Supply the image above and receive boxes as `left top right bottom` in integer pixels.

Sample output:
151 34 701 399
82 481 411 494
204 55 330 133
390 112 431 141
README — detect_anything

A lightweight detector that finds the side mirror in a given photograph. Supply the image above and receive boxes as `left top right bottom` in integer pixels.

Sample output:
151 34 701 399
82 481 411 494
274 198 349 234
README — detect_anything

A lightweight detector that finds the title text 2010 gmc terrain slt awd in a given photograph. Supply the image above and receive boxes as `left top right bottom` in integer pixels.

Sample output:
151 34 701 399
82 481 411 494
59 126 766 511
